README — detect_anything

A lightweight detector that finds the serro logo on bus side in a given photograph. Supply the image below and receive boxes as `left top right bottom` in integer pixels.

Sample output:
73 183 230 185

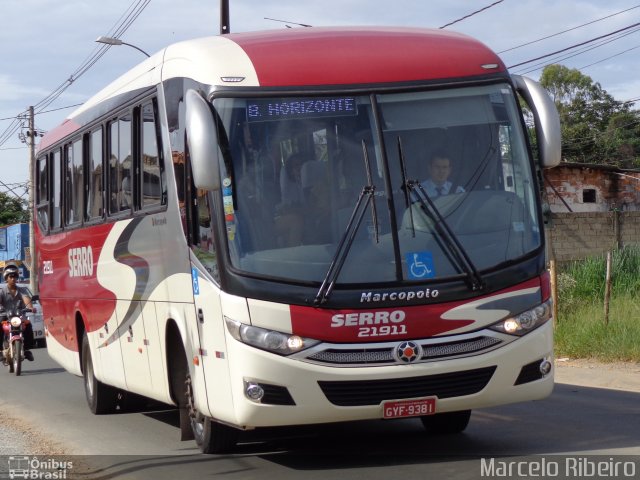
68 245 94 278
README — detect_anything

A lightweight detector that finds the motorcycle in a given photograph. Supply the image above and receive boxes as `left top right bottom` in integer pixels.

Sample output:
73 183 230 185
1 308 31 376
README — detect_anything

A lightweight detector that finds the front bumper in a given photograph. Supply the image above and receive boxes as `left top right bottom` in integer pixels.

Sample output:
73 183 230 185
215 321 554 428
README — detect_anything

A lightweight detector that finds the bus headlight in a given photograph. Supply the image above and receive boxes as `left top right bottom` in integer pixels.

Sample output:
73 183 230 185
489 299 552 336
225 317 320 355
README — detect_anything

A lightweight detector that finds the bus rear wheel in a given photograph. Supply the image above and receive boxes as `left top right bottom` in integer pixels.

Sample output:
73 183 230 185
420 410 471 434
82 333 118 414
186 374 239 454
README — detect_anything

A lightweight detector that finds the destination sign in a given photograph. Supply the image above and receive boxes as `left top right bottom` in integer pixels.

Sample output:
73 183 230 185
247 97 357 122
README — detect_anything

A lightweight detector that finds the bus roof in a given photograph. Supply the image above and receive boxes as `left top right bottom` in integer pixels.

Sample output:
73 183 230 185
224 27 506 87
40 27 506 151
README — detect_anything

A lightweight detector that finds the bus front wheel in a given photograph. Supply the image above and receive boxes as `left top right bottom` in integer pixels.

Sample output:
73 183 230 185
186 374 239 454
420 410 471 434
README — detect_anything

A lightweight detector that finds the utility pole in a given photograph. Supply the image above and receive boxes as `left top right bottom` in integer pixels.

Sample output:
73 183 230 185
220 0 230 34
27 106 37 293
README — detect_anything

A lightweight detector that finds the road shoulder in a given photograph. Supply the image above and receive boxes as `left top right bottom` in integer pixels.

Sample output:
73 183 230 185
555 358 640 393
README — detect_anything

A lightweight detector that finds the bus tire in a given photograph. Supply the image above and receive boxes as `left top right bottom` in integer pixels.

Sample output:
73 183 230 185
186 374 239 454
420 410 471 434
82 333 118 414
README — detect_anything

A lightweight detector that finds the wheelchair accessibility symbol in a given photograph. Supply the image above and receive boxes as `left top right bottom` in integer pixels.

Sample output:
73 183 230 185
191 267 200 295
406 251 435 279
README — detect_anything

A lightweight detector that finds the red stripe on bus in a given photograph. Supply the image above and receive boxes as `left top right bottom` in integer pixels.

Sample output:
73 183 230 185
289 277 541 343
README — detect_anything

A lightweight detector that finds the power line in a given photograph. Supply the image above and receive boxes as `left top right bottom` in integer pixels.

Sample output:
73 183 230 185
0 146 27 151
0 102 84 123
579 44 640 71
498 4 640 54
0 179 28 200
0 0 151 149
514 26 640 75
439 0 504 29
508 21 640 69
562 116 640 151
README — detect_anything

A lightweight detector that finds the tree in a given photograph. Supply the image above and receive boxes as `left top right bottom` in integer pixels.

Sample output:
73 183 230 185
0 192 28 226
539 64 640 166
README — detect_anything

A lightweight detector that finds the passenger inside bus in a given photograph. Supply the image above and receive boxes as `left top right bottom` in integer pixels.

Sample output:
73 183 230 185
300 160 332 244
274 156 332 247
279 152 304 207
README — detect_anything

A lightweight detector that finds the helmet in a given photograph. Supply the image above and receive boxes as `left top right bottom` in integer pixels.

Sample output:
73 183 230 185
2 263 19 280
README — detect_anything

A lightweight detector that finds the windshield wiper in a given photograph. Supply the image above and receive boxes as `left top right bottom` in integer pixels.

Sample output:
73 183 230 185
314 140 380 306
397 137 484 292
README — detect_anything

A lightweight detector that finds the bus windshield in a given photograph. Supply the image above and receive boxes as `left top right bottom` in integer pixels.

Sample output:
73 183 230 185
212 83 541 285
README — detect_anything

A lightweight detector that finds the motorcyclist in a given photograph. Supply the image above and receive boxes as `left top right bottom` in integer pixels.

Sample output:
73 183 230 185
0 263 35 362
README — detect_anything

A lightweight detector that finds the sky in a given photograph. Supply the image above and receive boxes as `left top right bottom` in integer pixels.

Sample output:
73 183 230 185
1 0 640 196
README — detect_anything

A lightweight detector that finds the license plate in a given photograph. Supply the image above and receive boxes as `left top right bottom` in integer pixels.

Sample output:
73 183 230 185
382 397 437 419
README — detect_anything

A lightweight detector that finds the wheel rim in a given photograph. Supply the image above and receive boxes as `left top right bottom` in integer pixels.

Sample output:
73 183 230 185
192 414 205 438
185 375 205 439
85 353 95 400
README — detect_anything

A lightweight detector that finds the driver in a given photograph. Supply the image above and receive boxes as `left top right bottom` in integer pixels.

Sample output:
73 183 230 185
0 263 35 362
420 151 465 197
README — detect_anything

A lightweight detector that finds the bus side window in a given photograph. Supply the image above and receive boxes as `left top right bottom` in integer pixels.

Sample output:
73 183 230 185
108 114 132 215
87 128 104 220
51 149 62 230
64 138 83 226
36 154 49 232
183 142 219 282
140 101 165 209
191 189 219 283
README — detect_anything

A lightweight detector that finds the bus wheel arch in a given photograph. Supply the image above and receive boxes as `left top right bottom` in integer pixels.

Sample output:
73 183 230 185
76 312 86 374
164 319 238 453
165 319 189 407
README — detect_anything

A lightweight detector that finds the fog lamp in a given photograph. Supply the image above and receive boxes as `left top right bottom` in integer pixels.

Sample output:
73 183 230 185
244 382 265 402
539 359 552 376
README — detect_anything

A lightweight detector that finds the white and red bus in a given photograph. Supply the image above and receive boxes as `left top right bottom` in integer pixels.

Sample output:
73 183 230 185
36 26 560 453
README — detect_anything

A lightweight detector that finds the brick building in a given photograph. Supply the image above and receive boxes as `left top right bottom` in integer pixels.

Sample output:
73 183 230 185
543 162 640 213
543 163 640 261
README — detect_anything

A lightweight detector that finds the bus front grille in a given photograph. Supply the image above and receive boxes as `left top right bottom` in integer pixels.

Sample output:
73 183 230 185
318 366 496 406
305 336 502 366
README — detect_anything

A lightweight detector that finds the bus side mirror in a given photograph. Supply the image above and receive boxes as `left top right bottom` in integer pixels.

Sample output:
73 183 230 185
185 89 221 191
512 74 562 169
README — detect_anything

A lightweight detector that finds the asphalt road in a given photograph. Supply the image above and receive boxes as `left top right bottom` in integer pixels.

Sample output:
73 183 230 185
0 350 639 480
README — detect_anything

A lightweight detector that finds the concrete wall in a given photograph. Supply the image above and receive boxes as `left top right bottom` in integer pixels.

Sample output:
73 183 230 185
546 211 640 262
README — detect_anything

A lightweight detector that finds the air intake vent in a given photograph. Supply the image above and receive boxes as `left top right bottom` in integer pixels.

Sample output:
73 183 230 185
260 383 296 405
318 366 496 406
514 359 544 385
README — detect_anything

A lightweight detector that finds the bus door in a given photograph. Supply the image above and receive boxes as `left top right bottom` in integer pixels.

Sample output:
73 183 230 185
187 188 235 420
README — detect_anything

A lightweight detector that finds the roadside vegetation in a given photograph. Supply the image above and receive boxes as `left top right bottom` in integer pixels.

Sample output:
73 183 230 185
554 246 640 362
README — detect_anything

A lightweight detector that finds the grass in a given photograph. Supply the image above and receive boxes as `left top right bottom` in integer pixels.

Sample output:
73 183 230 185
554 246 640 362
555 296 640 362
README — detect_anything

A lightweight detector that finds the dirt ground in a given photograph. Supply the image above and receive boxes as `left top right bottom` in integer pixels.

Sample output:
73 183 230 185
555 357 640 393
